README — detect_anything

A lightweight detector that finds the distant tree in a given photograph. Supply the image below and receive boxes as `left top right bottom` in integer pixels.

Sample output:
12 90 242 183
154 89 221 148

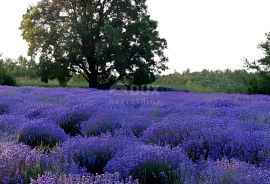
0 56 16 86
17 56 28 71
27 58 39 79
17 56 28 77
20 0 168 88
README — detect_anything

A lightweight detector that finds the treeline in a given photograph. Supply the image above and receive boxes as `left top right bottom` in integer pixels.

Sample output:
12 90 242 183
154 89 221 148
1 55 270 94
0 55 85 87
154 69 270 94
0 56 37 86
0 55 156 88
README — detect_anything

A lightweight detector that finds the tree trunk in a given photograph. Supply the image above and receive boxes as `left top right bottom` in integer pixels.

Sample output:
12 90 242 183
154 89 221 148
87 55 98 88
88 72 98 88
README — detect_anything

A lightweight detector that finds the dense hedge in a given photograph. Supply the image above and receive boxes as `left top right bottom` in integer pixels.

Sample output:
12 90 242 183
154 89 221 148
0 73 16 86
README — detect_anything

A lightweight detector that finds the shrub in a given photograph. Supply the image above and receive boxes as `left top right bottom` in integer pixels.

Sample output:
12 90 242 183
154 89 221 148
247 73 270 94
205 129 270 165
0 143 49 184
0 115 28 134
121 116 153 137
142 115 204 147
81 113 121 137
56 107 90 136
18 120 67 152
201 159 270 184
25 103 56 119
181 139 209 163
54 136 113 174
0 72 16 86
105 145 193 184
0 103 9 115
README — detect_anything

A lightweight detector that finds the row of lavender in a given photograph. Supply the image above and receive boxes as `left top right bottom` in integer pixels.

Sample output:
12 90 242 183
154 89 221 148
1 86 270 183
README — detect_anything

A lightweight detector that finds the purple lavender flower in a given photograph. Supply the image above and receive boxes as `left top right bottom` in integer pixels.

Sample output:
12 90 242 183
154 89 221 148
121 115 154 137
202 159 270 184
54 136 113 174
142 115 207 147
0 103 9 115
53 106 91 136
0 115 29 134
105 144 193 184
17 120 67 151
0 143 49 184
31 172 138 184
1 86 270 183
81 111 122 137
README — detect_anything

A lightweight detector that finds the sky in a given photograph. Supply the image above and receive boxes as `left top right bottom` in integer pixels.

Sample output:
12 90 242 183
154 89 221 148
1 0 270 73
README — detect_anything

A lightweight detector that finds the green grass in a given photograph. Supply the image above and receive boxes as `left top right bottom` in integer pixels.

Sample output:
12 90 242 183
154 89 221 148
16 77 88 88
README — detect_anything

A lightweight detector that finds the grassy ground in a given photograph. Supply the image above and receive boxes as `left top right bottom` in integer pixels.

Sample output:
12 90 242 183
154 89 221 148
16 77 188 91
16 77 89 88
15 77 235 93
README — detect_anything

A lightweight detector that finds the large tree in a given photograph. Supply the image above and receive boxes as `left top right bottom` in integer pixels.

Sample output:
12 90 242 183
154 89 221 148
245 33 270 94
245 33 270 73
20 0 168 88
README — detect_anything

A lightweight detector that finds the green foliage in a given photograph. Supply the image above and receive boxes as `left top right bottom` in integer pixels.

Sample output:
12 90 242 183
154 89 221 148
18 131 59 152
132 67 156 87
15 69 256 94
245 33 270 94
0 73 16 86
51 60 72 87
16 76 89 88
131 162 182 184
38 55 54 84
0 55 37 79
38 56 72 86
0 54 71 87
23 163 45 184
247 73 270 94
16 56 38 78
59 119 82 137
23 158 53 184
0 58 16 86
20 0 168 88
153 69 251 93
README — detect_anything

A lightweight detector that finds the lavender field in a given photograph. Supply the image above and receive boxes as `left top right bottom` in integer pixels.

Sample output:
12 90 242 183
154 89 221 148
1 86 270 183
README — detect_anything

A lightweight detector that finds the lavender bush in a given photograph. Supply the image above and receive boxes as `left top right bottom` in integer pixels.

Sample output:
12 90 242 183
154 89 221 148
105 145 194 184
54 136 114 174
0 143 49 183
81 111 122 137
18 120 67 152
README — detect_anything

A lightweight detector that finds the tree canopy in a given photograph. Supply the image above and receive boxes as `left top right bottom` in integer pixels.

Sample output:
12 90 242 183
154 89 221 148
245 33 270 73
20 0 168 88
245 32 270 94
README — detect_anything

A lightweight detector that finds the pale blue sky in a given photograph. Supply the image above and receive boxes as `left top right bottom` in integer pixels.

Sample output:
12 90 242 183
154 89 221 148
1 0 270 73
